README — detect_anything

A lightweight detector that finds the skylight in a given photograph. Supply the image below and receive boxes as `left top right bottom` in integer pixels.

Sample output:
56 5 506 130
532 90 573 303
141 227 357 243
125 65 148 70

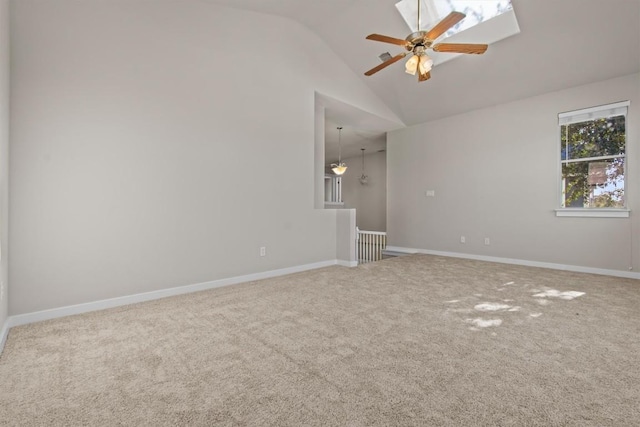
395 0 519 65
396 0 512 35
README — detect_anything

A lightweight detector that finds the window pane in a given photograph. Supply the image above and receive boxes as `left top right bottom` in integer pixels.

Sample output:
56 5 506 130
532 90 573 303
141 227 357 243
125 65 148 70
562 115 625 160
562 158 625 208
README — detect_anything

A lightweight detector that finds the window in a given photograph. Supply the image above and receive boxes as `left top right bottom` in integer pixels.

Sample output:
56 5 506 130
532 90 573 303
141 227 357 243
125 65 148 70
558 101 629 217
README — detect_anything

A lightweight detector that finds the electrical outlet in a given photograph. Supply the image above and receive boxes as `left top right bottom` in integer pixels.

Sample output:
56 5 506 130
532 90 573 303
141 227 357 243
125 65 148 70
425 190 435 197
260 246 266 257
484 237 491 246
460 236 466 243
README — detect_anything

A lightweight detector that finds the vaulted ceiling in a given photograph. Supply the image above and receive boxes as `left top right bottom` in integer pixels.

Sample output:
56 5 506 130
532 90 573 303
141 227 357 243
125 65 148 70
203 0 640 161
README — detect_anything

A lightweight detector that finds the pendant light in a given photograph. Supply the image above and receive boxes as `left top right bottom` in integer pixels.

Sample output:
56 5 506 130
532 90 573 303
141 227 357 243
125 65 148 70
359 148 368 184
331 126 347 175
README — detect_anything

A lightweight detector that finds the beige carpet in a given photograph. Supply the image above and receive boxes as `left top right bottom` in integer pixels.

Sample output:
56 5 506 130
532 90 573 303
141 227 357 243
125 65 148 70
1 254 639 426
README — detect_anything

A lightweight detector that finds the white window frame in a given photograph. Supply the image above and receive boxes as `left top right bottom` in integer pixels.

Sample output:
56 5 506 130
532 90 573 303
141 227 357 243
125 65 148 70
555 101 630 218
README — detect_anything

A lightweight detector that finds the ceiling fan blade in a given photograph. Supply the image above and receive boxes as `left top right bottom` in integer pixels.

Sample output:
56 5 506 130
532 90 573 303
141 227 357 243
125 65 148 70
364 52 407 76
366 34 410 47
432 43 488 54
425 12 466 41
418 71 431 82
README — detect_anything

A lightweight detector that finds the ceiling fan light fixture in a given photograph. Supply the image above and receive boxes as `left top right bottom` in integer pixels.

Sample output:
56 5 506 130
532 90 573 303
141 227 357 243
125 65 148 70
405 54 419 75
364 0 488 82
419 54 433 74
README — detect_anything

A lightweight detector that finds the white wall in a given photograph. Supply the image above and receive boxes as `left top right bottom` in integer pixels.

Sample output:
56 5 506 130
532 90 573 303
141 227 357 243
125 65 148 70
341 150 387 231
9 0 401 315
336 209 356 265
314 101 326 209
0 0 9 329
388 73 639 273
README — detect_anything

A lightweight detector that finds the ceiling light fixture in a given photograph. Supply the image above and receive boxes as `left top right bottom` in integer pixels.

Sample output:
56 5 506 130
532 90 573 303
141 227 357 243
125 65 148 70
364 0 488 81
405 46 433 75
404 1 433 76
331 126 347 175
359 148 368 185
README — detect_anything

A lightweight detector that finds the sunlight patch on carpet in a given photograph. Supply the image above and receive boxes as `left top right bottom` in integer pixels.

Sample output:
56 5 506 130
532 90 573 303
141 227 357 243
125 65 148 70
466 318 502 328
533 290 585 300
448 281 585 331
474 302 512 312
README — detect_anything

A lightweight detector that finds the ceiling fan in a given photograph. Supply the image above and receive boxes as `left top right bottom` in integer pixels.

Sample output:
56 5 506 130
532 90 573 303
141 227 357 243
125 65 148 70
364 1 488 82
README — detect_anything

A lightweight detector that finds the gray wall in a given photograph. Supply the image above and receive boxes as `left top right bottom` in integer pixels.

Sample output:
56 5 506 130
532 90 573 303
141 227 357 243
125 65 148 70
0 0 8 328
9 0 400 315
341 151 387 231
388 73 639 273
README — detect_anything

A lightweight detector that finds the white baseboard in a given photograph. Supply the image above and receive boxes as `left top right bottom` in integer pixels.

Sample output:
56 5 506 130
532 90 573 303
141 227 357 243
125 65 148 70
385 246 640 280
6 259 340 330
0 317 9 355
337 260 358 267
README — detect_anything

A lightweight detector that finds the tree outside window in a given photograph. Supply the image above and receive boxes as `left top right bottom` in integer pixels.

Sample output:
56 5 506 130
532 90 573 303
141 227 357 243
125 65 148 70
559 102 628 209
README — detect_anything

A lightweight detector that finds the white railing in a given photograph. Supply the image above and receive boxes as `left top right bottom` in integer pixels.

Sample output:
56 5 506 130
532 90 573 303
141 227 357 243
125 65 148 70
357 227 387 264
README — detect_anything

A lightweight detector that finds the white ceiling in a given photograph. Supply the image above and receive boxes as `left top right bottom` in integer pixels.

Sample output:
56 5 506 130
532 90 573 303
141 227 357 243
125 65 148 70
203 0 640 159
324 122 386 166
198 0 362 30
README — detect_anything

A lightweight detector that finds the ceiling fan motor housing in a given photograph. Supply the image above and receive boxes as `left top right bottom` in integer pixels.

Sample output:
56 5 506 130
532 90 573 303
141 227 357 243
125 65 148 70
406 31 433 49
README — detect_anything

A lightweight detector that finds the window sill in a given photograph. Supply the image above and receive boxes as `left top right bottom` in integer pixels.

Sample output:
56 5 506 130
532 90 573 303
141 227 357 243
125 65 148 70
555 208 630 218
